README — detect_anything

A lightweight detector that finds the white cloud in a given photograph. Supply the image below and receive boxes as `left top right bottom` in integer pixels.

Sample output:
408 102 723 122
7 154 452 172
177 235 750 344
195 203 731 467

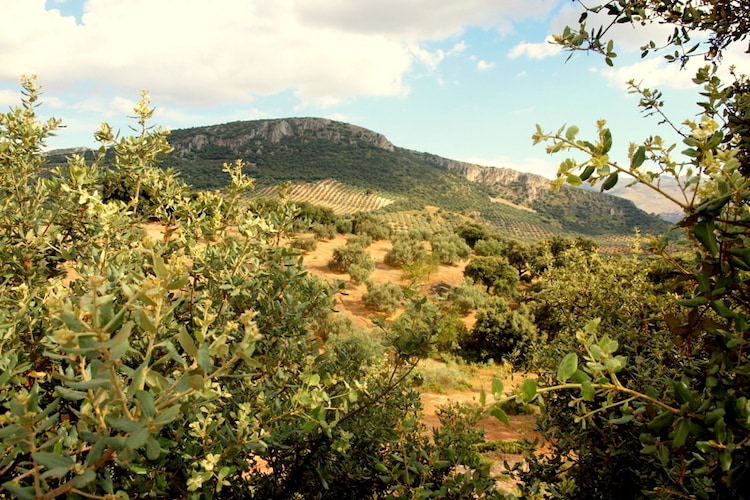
0 89 21 107
448 41 469 56
0 0 559 112
508 36 562 60
477 60 496 71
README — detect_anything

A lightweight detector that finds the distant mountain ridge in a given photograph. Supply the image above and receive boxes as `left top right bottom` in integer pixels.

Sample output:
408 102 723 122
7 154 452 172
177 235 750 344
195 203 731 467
47 117 671 240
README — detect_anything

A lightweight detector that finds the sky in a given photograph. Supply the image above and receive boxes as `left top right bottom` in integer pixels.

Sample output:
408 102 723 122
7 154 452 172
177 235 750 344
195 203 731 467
1 0 748 180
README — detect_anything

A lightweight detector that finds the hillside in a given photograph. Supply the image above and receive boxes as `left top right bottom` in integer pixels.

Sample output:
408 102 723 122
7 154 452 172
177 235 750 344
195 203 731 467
48 117 671 240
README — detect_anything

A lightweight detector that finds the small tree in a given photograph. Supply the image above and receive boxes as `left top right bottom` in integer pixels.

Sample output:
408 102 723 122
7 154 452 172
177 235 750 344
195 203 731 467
464 256 519 295
363 281 404 314
459 298 538 368
384 233 427 267
429 232 472 265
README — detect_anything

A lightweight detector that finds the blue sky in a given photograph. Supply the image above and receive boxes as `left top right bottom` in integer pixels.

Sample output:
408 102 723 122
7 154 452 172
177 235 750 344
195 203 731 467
2 0 748 179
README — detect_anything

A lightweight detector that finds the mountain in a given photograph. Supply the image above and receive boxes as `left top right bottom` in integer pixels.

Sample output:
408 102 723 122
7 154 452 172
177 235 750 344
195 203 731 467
48 118 671 241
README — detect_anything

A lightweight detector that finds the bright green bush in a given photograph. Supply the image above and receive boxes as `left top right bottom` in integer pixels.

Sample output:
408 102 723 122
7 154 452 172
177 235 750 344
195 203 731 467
0 79 503 499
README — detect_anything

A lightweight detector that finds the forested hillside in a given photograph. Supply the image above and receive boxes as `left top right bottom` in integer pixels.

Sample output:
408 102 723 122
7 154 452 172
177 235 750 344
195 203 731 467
154 118 669 238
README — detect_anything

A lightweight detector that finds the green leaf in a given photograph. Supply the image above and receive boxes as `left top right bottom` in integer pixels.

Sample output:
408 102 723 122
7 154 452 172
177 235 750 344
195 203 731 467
490 407 510 425
106 417 143 433
146 437 162 460
557 352 578 381
631 146 646 168
196 344 214 373
55 386 88 400
177 326 198 357
2 483 35 500
693 219 719 257
135 390 156 418
672 417 690 449
73 469 97 488
32 452 74 471
154 405 182 426
134 309 157 334
566 174 582 186
153 253 168 280
581 381 595 401
601 172 618 191
565 125 579 141
520 378 537 403
491 377 504 396
126 427 150 449
647 410 675 432
579 164 596 181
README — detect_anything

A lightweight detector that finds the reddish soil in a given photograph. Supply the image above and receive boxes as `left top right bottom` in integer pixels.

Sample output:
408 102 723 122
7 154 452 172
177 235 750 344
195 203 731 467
299 234 540 482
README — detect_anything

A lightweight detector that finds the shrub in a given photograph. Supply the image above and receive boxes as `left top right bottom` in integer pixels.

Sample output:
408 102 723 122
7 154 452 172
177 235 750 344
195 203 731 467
458 297 538 368
384 233 427 267
327 242 373 274
430 232 472 265
449 279 490 315
362 281 404 314
290 236 318 252
0 80 504 498
311 222 337 240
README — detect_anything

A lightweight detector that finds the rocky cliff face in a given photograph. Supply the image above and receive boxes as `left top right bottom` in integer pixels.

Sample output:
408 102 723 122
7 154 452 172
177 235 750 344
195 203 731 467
170 117 394 157
416 153 552 204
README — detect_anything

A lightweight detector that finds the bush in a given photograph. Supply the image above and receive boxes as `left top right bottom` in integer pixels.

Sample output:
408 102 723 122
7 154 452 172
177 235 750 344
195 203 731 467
362 281 404 314
328 242 373 274
458 297 538 368
430 232 472 265
449 279 490 315
311 222 337 240
0 80 504 498
384 233 427 267
290 236 318 252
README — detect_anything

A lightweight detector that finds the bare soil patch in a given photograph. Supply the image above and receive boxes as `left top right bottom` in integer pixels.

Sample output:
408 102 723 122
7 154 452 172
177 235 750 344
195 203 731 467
300 234 538 481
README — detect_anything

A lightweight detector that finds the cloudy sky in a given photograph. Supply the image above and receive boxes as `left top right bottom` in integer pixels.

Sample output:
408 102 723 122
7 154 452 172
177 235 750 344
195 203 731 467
2 0 748 178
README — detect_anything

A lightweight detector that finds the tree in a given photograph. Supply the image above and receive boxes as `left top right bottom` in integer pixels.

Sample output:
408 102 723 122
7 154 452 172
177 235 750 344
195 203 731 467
558 0 750 66
0 79 503 498
362 281 404 314
464 256 519 295
458 298 538 368
502 4 750 497
327 242 374 284
384 233 427 267
429 232 472 265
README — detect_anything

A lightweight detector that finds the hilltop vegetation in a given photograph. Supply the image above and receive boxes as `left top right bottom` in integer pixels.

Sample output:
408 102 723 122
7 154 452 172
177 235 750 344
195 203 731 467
152 118 669 239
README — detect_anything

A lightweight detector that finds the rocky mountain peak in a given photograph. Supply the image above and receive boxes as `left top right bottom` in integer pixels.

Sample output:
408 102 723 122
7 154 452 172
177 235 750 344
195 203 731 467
170 118 394 157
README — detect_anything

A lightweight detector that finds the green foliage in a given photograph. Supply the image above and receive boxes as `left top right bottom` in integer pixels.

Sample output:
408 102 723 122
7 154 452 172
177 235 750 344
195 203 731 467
290 236 318 252
158 120 668 240
510 8 750 496
448 279 490 316
429 232 472 265
351 212 392 241
327 242 374 278
456 223 497 249
362 281 404 314
384 233 427 267
473 238 505 257
0 80 505 499
464 256 519 295
529 248 675 363
459 298 538 368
